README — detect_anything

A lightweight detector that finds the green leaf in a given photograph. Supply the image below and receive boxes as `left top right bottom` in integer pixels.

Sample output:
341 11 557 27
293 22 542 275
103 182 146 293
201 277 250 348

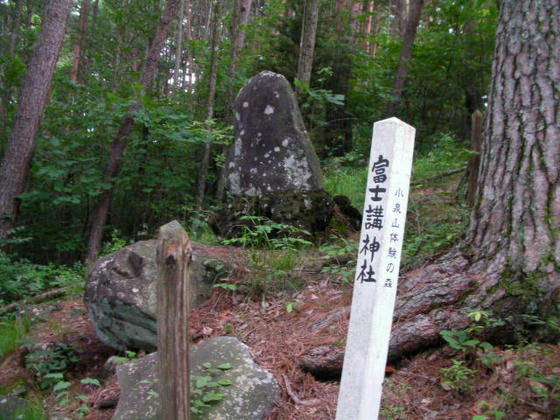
44 372 64 379
218 379 232 386
202 392 225 402
53 381 71 392
81 377 101 387
218 363 232 370
195 376 211 388
202 362 212 369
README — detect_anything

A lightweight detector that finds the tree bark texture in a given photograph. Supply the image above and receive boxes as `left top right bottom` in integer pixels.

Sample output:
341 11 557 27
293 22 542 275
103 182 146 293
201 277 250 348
86 0 180 263
468 0 559 276
300 0 560 376
195 0 222 210
386 0 423 117
465 109 483 207
296 0 320 94
174 0 184 89
157 221 192 420
0 0 73 240
71 0 90 82
216 0 253 202
9 0 23 57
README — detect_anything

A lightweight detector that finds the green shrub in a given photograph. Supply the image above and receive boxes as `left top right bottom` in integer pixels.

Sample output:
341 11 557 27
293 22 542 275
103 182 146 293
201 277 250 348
0 251 84 306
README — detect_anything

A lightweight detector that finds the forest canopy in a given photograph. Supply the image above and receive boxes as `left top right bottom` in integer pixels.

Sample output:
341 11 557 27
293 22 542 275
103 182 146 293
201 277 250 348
0 0 499 263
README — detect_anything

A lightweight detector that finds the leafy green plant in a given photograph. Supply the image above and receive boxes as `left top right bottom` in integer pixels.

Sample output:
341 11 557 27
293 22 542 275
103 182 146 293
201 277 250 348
0 251 84 306
319 236 356 283
223 216 311 250
24 342 80 389
440 360 477 391
440 311 503 369
112 349 139 364
473 401 505 420
100 229 128 256
190 362 233 416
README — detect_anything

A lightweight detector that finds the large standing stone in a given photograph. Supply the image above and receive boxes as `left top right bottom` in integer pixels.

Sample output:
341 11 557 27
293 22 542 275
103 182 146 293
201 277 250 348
84 240 232 351
113 336 280 420
213 71 335 238
225 70 324 195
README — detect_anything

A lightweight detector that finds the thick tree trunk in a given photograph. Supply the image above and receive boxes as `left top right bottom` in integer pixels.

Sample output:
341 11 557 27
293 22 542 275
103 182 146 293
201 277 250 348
0 0 73 240
296 0 320 95
395 0 560 354
195 0 221 210
385 0 423 117
301 0 560 375
86 0 180 263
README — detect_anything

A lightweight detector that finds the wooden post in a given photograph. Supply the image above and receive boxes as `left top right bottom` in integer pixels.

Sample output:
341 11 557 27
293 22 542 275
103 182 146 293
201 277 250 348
157 220 192 420
336 118 415 420
466 110 483 207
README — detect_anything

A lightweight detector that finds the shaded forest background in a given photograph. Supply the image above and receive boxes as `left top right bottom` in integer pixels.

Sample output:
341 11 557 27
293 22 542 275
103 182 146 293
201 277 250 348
0 0 498 265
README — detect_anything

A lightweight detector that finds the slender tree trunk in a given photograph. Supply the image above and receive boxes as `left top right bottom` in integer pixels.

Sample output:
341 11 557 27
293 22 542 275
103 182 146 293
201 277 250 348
385 0 423 117
0 0 73 240
390 0 403 40
9 0 23 58
363 0 374 54
195 0 221 211
216 0 253 202
71 0 90 82
296 0 320 95
86 0 180 263
174 0 184 89
183 0 194 93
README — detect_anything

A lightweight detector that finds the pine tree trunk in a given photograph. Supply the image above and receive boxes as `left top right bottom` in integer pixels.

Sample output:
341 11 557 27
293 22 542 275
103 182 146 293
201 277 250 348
0 0 73 240
216 0 253 202
303 0 560 371
195 0 221 210
86 0 180 263
174 0 184 89
385 0 423 117
296 0 320 95
393 0 560 355
71 0 90 82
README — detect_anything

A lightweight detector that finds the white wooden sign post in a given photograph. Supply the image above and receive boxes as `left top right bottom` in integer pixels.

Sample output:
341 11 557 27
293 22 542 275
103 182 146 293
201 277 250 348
336 117 415 420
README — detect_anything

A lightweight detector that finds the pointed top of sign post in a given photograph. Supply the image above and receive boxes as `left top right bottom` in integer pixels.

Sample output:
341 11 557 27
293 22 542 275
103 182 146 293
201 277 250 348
374 116 415 131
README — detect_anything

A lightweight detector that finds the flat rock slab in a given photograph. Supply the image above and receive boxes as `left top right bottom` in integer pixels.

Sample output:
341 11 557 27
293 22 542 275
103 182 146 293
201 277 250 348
85 240 233 351
113 336 280 420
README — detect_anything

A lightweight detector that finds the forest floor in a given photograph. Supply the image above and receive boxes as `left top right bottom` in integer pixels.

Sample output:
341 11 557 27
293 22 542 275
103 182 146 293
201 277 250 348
1 177 559 420
1 260 559 419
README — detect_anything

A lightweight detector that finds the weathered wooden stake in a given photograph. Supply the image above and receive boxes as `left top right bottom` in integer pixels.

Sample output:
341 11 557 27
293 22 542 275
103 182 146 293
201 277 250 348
157 220 192 420
336 118 415 420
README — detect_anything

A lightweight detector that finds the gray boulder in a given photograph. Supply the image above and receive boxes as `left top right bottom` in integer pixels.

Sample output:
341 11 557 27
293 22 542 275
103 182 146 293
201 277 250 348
113 336 280 420
225 70 325 195
212 71 334 239
85 240 231 351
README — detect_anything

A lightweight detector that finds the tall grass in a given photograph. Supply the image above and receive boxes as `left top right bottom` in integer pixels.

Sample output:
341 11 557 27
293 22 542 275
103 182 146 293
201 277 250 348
0 317 31 359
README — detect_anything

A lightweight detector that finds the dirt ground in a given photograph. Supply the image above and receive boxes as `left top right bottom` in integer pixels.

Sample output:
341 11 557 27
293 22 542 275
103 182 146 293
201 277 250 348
1 267 558 420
